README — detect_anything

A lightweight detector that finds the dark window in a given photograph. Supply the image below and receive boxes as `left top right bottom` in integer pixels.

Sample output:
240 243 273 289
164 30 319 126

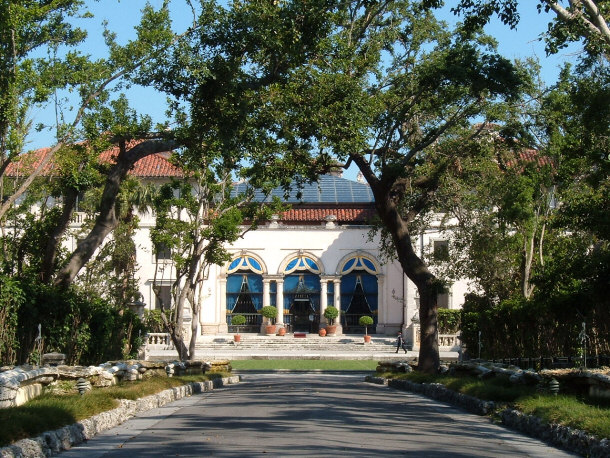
155 242 171 261
154 285 172 310
433 240 449 261
437 292 449 309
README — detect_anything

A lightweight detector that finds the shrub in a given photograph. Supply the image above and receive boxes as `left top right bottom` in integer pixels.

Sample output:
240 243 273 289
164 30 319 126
260 306 277 321
323 306 339 325
231 314 246 326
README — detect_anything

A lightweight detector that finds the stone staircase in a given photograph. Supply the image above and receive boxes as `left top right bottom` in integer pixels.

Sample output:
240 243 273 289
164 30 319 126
194 334 400 353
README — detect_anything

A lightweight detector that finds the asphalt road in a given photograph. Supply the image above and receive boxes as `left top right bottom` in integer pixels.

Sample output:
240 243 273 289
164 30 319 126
61 373 576 457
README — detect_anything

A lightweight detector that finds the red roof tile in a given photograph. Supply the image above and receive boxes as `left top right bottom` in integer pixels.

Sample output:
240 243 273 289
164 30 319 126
6 145 181 178
280 206 375 224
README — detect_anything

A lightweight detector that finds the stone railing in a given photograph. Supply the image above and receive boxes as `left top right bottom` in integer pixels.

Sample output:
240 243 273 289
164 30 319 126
408 324 460 351
147 333 174 349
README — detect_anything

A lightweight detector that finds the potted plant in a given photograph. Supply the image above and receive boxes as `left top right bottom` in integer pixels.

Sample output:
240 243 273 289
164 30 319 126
231 314 246 342
260 306 277 335
359 315 374 343
323 306 339 336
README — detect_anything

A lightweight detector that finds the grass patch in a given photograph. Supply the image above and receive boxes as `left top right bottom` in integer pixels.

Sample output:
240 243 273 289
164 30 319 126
381 372 610 439
0 374 226 448
515 395 610 440
230 359 378 371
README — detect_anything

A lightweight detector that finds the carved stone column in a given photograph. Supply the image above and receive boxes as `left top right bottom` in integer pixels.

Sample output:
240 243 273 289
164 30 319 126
320 278 328 325
333 278 343 335
218 277 228 333
276 278 285 326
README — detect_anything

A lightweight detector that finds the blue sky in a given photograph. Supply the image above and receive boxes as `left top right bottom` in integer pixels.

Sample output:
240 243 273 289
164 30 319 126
26 0 580 172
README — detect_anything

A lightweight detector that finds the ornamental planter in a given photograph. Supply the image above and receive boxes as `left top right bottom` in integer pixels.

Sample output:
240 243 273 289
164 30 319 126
318 328 327 337
265 324 277 336
234 334 241 343
325 325 337 336
277 327 286 336
364 335 371 343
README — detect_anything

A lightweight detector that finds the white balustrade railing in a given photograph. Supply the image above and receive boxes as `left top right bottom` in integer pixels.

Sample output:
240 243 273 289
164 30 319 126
146 333 174 348
408 324 460 351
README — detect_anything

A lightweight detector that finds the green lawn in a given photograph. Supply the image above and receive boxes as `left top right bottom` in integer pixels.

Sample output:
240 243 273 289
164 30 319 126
230 359 378 371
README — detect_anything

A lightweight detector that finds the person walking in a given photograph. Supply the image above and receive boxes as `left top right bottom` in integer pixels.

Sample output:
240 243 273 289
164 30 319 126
396 332 407 353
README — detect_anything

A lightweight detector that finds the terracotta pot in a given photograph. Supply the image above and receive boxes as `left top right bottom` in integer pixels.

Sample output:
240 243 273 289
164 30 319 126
325 325 337 336
234 334 241 342
277 327 286 336
318 328 327 337
265 324 277 335
363 335 371 343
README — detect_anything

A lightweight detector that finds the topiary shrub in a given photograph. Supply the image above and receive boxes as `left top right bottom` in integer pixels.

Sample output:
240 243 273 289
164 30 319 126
359 315 374 335
323 306 339 325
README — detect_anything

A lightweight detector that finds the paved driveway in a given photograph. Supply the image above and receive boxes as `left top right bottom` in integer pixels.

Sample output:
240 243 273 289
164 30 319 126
61 373 576 457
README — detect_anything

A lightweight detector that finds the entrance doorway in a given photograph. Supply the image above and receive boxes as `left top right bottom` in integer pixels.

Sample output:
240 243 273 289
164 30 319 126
289 296 319 332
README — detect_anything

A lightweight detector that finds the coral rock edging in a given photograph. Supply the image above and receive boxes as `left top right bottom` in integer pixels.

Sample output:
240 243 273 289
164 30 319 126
0 376 240 458
365 375 610 458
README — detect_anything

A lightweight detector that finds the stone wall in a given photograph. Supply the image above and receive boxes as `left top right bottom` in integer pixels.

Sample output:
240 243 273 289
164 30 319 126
0 360 231 408
0 375 240 458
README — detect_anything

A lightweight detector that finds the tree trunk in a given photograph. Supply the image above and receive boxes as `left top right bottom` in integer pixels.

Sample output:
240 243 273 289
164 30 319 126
370 180 440 373
41 187 78 283
53 139 176 289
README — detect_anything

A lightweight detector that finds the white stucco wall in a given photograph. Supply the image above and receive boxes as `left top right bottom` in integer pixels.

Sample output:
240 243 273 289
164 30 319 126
127 214 470 338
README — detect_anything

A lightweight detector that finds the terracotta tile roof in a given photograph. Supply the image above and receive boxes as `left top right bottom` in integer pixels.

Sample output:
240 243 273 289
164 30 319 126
6 145 182 178
504 148 554 170
280 206 375 224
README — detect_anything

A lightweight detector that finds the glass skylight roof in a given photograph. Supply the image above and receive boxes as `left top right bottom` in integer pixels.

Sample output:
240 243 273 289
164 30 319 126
233 174 374 204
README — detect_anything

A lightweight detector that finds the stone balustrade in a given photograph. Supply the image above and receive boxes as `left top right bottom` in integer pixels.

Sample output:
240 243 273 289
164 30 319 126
407 324 460 351
147 333 174 348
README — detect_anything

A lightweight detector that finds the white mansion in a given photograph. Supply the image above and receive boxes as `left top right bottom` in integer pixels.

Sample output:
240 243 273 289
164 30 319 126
17 148 469 343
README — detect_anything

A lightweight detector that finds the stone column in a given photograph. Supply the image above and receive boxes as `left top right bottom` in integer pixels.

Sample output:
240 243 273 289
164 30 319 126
377 274 385 334
263 278 271 308
218 277 228 333
333 278 343 335
320 278 328 325
276 278 285 326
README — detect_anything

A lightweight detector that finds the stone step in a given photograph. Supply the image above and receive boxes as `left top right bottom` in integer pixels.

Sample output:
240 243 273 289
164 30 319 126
194 334 401 352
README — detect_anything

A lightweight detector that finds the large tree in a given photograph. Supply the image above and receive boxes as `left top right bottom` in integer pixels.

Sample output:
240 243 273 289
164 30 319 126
256 1 525 372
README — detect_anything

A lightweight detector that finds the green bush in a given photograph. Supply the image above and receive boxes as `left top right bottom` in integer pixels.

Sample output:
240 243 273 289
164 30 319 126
323 306 339 324
438 309 460 334
231 314 246 326
260 306 277 320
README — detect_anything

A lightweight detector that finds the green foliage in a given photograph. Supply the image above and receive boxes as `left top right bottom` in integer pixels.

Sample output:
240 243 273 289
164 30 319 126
323 305 339 324
0 275 25 364
260 306 277 320
437 309 460 334
231 314 246 327
358 316 374 327
447 1 610 59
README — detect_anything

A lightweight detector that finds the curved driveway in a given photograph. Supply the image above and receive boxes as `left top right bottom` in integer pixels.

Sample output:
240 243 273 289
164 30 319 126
61 373 576 457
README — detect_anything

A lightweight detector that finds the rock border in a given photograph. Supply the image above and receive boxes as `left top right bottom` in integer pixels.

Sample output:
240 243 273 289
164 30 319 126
0 375 240 458
365 375 610 458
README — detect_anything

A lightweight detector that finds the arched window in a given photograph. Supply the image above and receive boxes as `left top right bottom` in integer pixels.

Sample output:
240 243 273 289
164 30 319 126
226 256 264 329
282 254 321 332
340 255 379 332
